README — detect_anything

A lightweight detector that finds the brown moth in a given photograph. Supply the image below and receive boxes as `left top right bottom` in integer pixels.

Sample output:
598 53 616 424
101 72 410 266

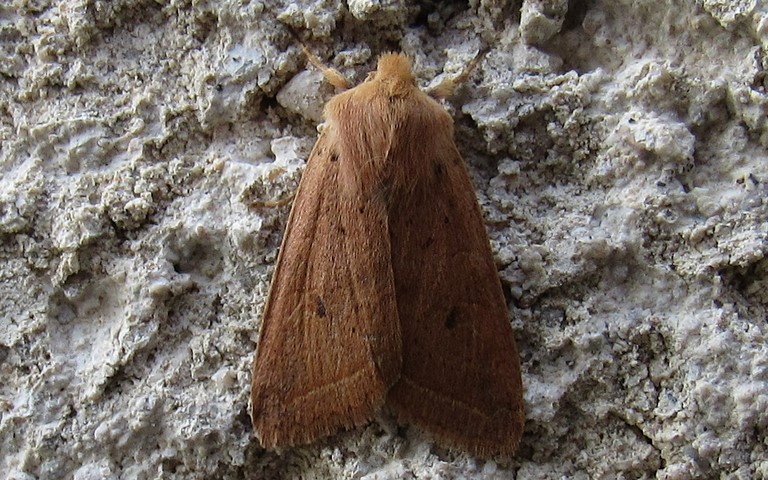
250 52 524 457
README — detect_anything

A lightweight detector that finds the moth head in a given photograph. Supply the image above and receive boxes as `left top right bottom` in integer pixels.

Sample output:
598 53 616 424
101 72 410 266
375 53 416 87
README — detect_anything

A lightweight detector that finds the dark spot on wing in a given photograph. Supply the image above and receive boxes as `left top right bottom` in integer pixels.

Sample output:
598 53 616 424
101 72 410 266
316 297 327 318
445 306 458 330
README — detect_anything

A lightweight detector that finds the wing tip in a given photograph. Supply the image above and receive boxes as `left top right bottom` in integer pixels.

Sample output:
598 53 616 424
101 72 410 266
386 377 525 458
250 368 394 450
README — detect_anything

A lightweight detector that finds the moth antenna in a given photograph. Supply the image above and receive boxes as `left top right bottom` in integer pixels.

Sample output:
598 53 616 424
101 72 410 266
283 26 352 90
301 45 352 90
428 46 490 100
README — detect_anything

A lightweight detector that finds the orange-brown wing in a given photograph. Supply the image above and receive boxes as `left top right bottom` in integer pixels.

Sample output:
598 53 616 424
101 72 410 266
385 137 524 457
251 130 401 449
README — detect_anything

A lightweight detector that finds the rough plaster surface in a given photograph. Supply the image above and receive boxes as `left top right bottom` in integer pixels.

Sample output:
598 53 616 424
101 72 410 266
1 0 767 478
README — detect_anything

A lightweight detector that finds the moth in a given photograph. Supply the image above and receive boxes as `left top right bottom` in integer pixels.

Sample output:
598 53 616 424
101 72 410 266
250 52 524 457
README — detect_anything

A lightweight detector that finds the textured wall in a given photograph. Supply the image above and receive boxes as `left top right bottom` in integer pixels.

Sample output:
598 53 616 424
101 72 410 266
1 0 767 478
